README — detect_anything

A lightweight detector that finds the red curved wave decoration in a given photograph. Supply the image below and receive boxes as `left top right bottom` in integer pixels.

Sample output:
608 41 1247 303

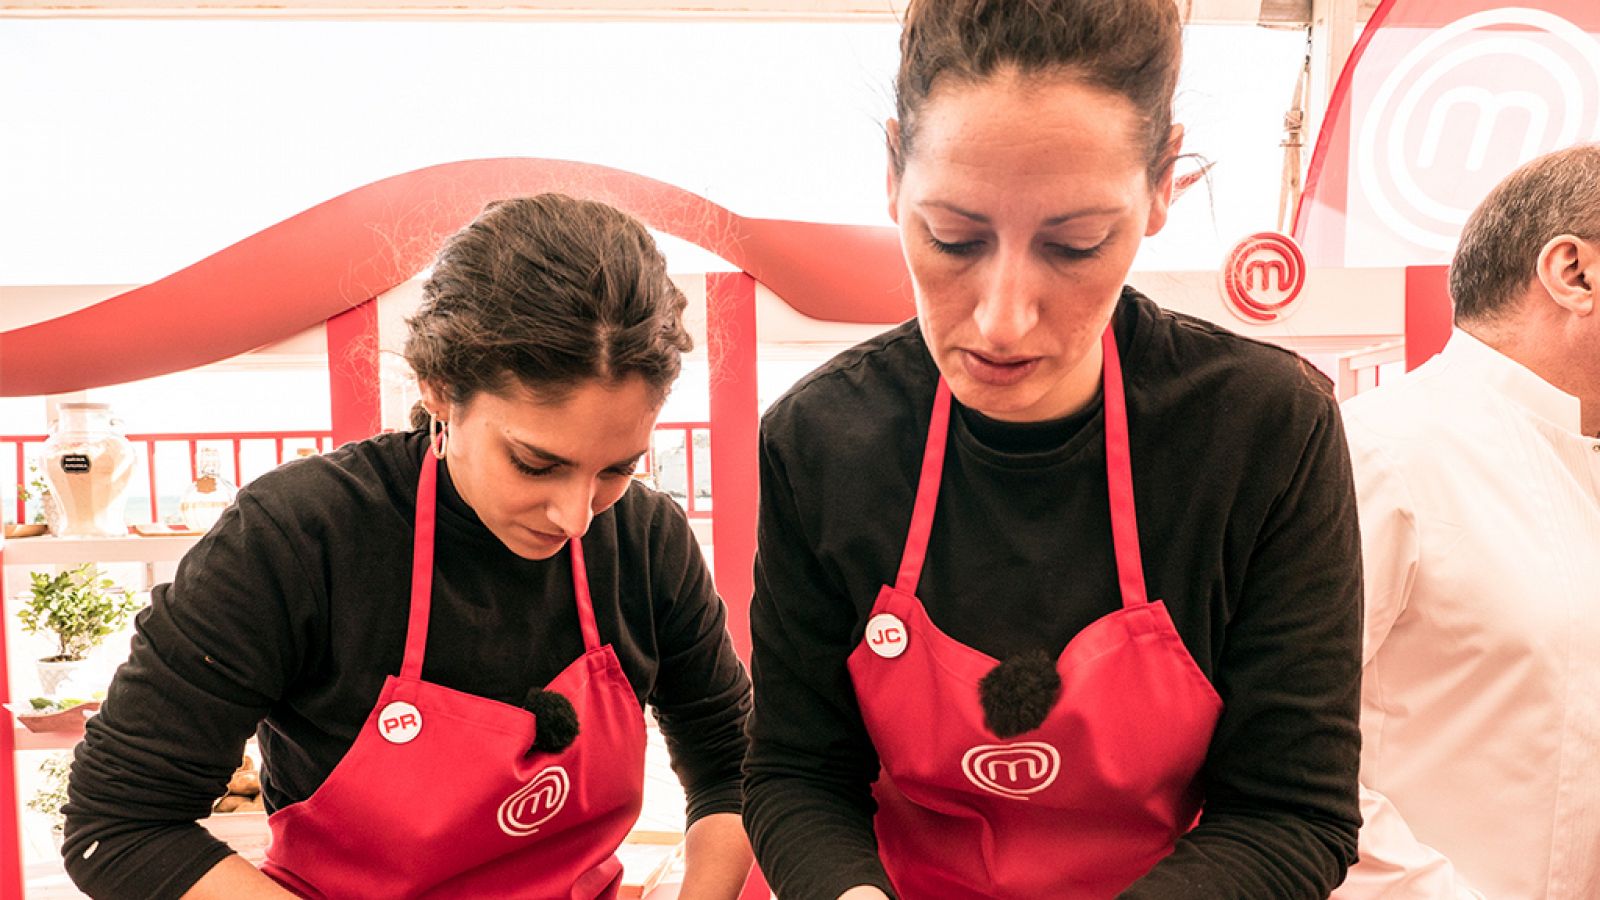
0 158 914 397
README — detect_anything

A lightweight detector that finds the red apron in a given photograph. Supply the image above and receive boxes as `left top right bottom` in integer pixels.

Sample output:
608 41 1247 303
847 326 1224 898
261 451 647 899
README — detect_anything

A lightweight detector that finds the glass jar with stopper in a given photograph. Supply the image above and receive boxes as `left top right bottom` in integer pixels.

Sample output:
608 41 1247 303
179 447 238 531
41 403 136 538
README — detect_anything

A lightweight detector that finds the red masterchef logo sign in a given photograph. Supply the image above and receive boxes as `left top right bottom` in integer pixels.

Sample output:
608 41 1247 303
1221 232 1306 325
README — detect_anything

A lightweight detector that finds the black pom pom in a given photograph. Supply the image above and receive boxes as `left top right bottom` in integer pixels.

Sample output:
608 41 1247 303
524 689 580 754
979 650 1062 738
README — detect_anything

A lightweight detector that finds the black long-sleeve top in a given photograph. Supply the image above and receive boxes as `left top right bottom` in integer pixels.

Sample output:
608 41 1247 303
62 429 751 899
744 290 1363 899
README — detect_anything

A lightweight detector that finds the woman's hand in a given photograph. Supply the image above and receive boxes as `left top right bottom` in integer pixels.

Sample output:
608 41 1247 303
678 812 754 900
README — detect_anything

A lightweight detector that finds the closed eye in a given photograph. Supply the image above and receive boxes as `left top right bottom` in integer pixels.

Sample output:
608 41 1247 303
509 455 559 478
1047 242 1104 261
929 236 984 256
605 453 646 478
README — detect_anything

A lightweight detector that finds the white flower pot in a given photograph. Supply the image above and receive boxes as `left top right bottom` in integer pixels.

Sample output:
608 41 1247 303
36 658 87 696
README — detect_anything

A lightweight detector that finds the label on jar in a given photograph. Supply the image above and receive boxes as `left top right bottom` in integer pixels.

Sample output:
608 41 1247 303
60 454 92 473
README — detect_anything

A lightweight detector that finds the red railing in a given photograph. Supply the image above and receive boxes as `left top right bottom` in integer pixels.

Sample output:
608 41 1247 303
2 422 713 527
4 431 334 525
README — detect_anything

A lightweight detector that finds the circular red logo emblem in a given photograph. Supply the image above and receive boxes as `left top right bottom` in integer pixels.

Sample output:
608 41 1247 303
1222 232 1306 324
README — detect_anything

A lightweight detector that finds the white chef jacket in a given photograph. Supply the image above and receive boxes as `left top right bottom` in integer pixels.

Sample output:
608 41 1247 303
1335 329 1600 900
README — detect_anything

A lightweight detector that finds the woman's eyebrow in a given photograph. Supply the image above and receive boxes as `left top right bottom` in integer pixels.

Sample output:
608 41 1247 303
510 438 647 471
507 438 572 467
919 199 1124 226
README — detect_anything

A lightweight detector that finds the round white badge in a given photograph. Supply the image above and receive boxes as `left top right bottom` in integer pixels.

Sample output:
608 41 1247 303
377 701 423 744
865 613 909 659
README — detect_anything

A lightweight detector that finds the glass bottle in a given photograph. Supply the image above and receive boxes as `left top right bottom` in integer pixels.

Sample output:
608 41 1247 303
41 403 136 538
180 448 238 531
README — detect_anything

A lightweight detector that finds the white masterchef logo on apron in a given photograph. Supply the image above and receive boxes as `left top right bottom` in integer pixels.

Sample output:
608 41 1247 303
961 742 1061 798
497 766 570 837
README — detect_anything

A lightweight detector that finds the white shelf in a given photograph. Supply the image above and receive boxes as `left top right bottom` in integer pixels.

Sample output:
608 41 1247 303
0 535 202 567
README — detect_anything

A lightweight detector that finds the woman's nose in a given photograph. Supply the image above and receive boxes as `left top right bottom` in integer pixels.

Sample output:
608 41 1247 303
545 479 595 538
972 250 1041 348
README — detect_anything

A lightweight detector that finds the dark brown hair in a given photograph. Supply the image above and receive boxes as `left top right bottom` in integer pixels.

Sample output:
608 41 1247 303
404 193 691 418
892 0 1184 183
1451 144 1600 324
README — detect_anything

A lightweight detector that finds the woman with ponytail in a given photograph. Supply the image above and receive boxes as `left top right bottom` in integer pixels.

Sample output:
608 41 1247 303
65 194 754 900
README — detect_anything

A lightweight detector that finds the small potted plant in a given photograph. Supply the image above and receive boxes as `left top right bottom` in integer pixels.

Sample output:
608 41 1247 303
18 563 141 695
27 751 73 850
4 460 55 539
16 691 105 733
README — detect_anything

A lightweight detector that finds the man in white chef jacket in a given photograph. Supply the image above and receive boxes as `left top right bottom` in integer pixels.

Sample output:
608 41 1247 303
1335 144 1600 899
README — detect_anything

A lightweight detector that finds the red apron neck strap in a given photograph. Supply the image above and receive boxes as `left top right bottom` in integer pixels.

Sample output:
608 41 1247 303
402 450 439 680
568 537 601 653
893 325 1149 607
404 454 603 678
1100 325 1149 608
894 379 954 594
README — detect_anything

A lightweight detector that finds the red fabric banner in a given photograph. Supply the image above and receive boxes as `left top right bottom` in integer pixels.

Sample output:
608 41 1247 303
0 158 914 398
1294 0 1600 268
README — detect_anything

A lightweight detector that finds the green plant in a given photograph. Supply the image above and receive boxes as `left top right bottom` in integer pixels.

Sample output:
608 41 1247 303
15 458 51 524
10 459 51 525
19 564 141 662
27 689 104 712
26 752 72 833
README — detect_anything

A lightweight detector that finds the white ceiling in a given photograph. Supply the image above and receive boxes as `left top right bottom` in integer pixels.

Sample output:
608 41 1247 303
0 0 1376 24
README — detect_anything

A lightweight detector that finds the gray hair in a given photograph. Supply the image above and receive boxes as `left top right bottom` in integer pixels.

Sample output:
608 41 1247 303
1450 143 1600 324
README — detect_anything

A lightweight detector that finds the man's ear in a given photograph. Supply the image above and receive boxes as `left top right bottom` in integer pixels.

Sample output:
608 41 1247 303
1536 234 1599 317
886 118 903 224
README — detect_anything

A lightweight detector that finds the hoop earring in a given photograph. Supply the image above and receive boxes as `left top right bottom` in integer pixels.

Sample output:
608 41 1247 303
429 415 449 460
